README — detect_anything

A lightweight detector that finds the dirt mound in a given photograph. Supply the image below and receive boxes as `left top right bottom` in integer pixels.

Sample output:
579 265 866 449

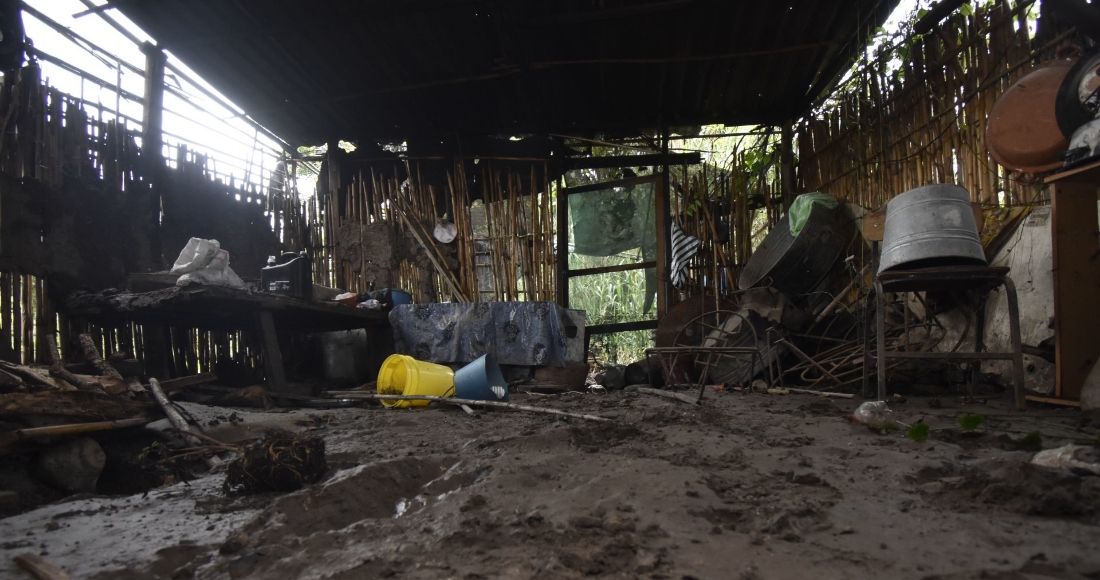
913 460 1100 519
568 422 643 451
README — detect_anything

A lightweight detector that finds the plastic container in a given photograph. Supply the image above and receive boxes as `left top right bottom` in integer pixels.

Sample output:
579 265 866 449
391 290 413 306
376 354 455 408
454 354 509 401
851 401 897 430
261 252 313 299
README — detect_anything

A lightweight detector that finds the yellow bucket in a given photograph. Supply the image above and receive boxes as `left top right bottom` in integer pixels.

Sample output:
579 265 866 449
376 354 455 408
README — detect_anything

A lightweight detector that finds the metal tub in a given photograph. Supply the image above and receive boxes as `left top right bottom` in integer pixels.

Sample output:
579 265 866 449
738 202 855 313
878 184 986 274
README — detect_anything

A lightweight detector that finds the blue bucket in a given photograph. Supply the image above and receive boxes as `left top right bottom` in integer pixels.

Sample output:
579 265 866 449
391 290 413 305
454 354 509 401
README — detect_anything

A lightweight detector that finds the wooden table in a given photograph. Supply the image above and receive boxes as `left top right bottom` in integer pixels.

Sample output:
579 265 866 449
1042 160 1100 405
65 284 390 393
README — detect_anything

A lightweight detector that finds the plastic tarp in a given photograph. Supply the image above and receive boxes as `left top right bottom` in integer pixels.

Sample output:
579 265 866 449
788 192 839 237
390 302 569 366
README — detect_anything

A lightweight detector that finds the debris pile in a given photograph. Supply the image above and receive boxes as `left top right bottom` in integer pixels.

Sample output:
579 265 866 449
223 431 327 495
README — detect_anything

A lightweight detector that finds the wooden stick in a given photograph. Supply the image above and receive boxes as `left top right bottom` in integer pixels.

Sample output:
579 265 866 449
392 195 469 301
148 378 222 468
77 333 125 383
629 386 700 405
146 371 218 392
13 553 71 580
2 416 152 447
44 334 98 393
325 393 611 422
782 387 855 399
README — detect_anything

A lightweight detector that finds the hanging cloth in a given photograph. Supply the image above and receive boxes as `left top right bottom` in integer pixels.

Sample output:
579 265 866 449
669 222 700 288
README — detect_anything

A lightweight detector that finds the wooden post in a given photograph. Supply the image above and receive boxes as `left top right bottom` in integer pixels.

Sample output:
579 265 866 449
256 309 287 393
656 128 672 318
140 42 165 171
781 122 795 211
1042 161 1100 403
556 176 569 308
140 42 166 267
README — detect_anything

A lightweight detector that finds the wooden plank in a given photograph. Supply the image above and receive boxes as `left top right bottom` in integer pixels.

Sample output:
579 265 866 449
1050 181 1100 401
1024 394 1082 407
146 371 218 392
561 175 661 196
256 309 287 393
863 207 886 242
556 177 569 308
561 152 700 172
566 261 657 278
587 320 658 335
654 174 670 318
863 202 982 243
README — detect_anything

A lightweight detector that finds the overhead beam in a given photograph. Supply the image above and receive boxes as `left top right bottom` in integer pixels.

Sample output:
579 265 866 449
561 152 700 171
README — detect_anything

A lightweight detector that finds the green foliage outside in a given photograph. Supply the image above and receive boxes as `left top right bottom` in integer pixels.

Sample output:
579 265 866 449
568 252 653 366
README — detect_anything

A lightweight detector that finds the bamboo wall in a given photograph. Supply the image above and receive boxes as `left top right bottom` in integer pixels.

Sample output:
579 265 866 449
0 65 281 379
313 160 556 304
667 157 783 299
798 0 1056 207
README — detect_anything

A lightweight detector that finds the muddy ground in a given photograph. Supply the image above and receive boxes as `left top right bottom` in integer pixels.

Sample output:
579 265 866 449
2 389 1100 579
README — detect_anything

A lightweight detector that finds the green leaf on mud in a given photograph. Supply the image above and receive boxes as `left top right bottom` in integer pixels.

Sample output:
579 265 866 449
957 414 985 431
907 423 930 442
1014 430 1042 451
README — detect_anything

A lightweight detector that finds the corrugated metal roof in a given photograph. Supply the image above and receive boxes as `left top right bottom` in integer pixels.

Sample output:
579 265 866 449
114 0 899 145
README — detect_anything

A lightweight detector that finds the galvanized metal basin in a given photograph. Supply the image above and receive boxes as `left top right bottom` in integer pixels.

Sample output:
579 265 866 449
738 202 855 313
878 184 986 274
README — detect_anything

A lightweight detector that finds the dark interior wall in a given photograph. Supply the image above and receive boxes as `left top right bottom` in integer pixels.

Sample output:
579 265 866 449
0 172 144 293
159 165 281 281
0 162 280 299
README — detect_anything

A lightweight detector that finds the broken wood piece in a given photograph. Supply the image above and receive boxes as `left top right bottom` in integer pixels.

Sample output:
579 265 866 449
126 377 146 395
459 404 476 416
44 334 98 393
630 386 700 405
77 334 126 384
146 372 218 392
329 393 610 422
0 362 73 391
0 367 24 390
13 552 71 580
148 378 222 468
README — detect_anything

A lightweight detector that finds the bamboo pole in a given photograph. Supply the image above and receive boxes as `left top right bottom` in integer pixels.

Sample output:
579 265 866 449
325 392 611 422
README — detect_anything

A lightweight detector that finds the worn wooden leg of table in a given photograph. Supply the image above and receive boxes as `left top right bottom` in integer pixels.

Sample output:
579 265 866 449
256 309 287 393
144 323 173 379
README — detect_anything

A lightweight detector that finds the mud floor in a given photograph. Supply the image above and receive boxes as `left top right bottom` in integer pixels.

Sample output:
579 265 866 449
3 390 1100 579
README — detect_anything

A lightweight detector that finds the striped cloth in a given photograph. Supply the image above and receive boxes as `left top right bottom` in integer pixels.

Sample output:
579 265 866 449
670 222 700 288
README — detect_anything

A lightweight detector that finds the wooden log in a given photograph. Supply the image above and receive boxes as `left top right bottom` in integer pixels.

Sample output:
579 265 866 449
324 392 611 422
148 378 222 468
146 371 217 392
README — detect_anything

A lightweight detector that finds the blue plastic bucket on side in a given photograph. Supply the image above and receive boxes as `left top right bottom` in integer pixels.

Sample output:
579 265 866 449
391 290 413 306
454 354 509 401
